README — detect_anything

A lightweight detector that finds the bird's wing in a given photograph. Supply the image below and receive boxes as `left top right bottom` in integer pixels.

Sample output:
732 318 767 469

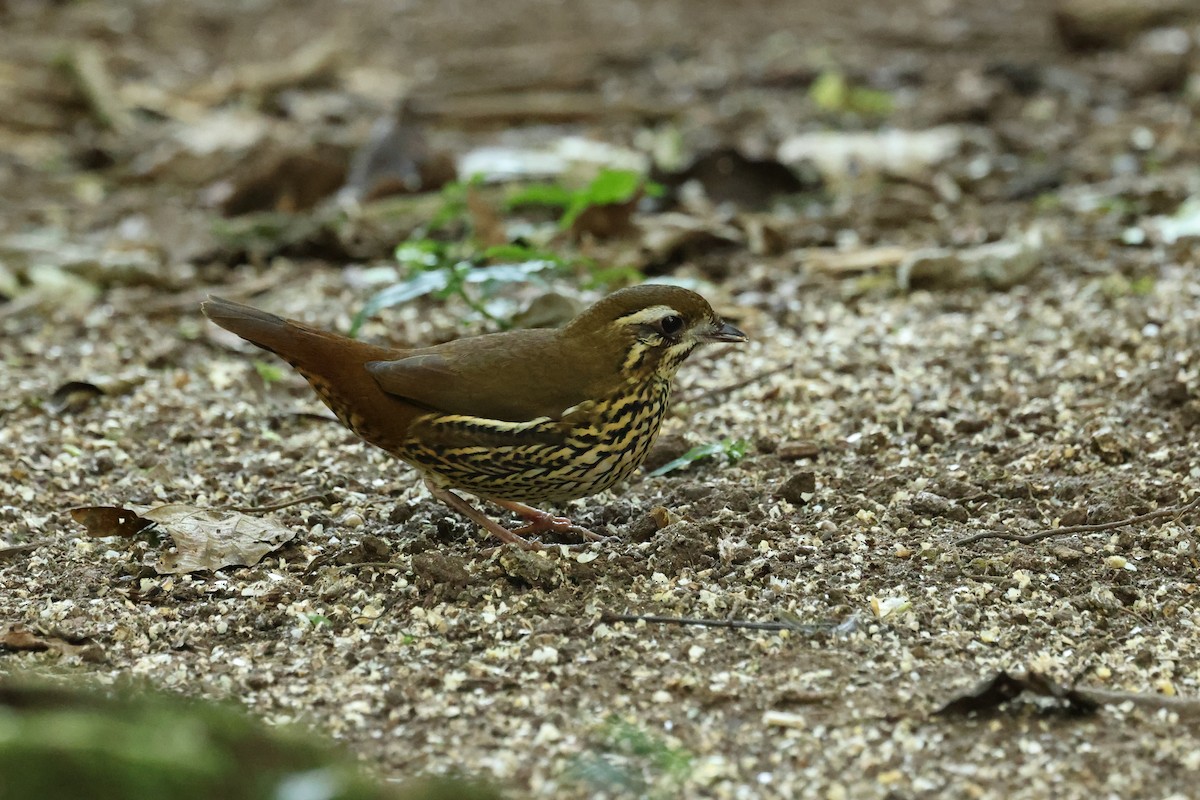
365 329 615 422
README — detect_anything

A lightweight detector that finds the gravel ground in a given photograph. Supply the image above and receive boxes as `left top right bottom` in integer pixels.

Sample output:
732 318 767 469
3 1 1200 798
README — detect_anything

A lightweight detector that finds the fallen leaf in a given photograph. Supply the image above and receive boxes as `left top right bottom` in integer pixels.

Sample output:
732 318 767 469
143 504 296 574
935 669 1099 716
339 101 456 203
662 147 813 210
779 126 965 181
568 189 641 240
69 503 296 573
637 212 744 267
466 186 507 247
219 146 349 216
47 382 104 415
47 375 144 416
649 506 682 529
69 506 155 538
0 624 104 662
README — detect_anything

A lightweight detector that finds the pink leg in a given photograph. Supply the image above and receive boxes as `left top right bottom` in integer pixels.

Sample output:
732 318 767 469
424 478 541 550
489 498 608 542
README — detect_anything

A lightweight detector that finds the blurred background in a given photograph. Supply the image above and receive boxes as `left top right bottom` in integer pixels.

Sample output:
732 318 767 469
4 0 1198 304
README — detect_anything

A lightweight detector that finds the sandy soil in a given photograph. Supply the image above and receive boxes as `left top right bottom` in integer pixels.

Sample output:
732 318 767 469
3 1 1200 798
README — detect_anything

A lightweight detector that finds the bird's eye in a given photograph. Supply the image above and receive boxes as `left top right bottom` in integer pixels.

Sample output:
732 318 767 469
658 315 684 336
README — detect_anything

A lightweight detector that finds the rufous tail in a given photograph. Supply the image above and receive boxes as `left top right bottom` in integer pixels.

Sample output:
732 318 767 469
201 296 417 451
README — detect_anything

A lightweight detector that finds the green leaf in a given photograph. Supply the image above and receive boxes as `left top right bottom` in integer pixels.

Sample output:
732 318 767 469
505 183 574 210
481 243 568 266
561 169 646 229
427 181 470 230
581 169 643 205
252 361 285 384
809 70 892 116
350 269 451 336
647 438 749 477
584 264 645 289
464 260 558 286
809 71 848 111
352 259 562 335
848 86 893 116
394 239 449 270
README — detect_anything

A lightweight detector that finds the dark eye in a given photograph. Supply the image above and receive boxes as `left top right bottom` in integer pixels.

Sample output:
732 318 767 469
658 315 684 336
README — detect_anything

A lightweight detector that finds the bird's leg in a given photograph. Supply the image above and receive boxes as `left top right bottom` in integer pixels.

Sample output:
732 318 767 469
423 478 540 550
489 498 607 542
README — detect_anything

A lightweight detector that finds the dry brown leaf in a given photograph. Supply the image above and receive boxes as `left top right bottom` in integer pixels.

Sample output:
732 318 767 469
568 189 642 241
467 186 507 247
69 506 155 538
220 147 348 216
0 623 104 662
935 670 1098 716
664 148 810 210
70 503 296 573
47 375 146 416
637 212 743 264
143 504 296 574
339 102 456 204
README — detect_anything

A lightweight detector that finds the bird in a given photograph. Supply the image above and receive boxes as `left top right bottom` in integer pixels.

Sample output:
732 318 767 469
201 285 747 549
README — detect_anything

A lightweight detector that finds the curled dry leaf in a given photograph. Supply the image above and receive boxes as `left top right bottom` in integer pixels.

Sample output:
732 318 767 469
69 506 155 538
568 188 642 240
339 101 457 204
935 669 1099 716
637 212 744 266
47 375 144 416
219 146 349 216
70 503 296 573
661 147 813 210
145 504 297 574
0 623 105 662
649 506 682 529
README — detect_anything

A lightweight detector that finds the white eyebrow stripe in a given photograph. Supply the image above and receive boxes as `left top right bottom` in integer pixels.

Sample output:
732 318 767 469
616 305 681 325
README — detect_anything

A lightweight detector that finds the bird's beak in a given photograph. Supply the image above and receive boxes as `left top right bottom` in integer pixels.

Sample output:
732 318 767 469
703 320 748 343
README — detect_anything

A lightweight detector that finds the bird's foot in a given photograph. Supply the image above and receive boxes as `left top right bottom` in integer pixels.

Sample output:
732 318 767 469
490 498 610 543
425 480 541 550
424 479 613 549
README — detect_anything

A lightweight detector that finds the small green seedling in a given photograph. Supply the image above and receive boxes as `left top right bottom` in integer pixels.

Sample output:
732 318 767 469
507 168 663 229
648 438 749 477
350 239 569 336
253 361 286 384
567 716 693 798
809 69 893 117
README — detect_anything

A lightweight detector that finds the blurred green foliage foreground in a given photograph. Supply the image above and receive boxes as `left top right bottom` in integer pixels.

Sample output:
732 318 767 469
0 678 501 800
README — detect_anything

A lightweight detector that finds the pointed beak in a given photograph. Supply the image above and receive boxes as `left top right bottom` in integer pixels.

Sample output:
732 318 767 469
703 319 748 343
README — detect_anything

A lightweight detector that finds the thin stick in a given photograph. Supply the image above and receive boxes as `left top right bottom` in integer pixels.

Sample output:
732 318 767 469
230 493 330 514
953 494 1200 546
600 611 821 633
675 361 796 406
0 541 47 561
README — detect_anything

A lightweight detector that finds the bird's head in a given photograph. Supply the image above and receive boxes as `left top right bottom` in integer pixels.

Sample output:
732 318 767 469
566 284 747 379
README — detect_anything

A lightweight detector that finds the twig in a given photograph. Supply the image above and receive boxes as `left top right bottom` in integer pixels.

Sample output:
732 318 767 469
1074 687 1200 719
675 361 796 406
230 493 331 514
336 561 402 571
953 494 1200 546
599 611 823 633
64 44 133 132
0 541 48 562
142 267 294 316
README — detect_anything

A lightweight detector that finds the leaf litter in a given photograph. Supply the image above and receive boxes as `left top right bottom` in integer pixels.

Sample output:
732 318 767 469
70 504 296 574
4 1 1200 798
